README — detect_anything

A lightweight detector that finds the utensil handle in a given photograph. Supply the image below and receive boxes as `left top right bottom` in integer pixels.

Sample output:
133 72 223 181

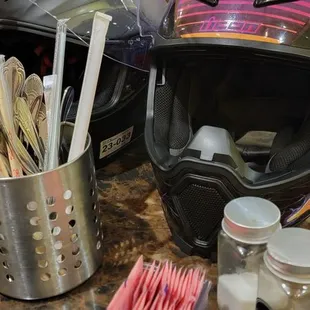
7 144 22 177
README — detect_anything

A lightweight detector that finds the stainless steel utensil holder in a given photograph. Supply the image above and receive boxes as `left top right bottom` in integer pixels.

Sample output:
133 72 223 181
0 123 102 300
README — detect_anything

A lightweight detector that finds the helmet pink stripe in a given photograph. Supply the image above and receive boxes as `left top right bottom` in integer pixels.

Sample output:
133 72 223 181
178 10 306 25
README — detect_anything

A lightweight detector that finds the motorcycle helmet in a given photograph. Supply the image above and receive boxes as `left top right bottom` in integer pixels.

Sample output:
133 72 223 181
143 0 310 258
0 0 160 168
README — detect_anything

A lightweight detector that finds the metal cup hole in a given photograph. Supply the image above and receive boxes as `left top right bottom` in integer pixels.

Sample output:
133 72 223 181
69 219 76 229
0 234 5 241
93 216 98 224
52 226 61 236
101 233 104 240
33 232 43 241
63 190 72 200
57 254 65 263
40 273 51 282
27 201 38 211
96 229 100 237
90 188 95 197
49 212 58 221
56 254 66 264
74 260 82 269
3 261 9 269
30 217 41 226
92 203 96 211
70 234 79 243
54 241 63 250
0 247 8 255
96 241 101 250
72 245 80 256
58 268 67 277
38 260 48 268
257 300 272 310
6 274 14 282
46 197 55 206
65 205 74 215
35 245 46 255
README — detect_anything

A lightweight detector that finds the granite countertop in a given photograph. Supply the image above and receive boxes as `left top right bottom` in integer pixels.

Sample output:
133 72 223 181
1 138 309 309
0 139 218 309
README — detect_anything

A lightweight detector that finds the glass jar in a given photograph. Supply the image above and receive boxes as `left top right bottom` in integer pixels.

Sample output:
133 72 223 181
258 228 310 310
217 197 281 310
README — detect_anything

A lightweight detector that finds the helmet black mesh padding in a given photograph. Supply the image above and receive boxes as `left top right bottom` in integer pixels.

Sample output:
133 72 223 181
269 121 310 172
67 62 120 119
153 75 175 145
93 68 120 109
176 183 227 242
270 127 294 156
290 149 310 170
169 71 191 152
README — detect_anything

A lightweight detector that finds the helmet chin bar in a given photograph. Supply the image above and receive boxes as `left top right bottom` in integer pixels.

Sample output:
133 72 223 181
181 126 264 182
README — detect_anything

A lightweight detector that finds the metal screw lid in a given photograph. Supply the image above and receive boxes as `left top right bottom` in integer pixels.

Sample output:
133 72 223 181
222 197 281 244
264 228 310 284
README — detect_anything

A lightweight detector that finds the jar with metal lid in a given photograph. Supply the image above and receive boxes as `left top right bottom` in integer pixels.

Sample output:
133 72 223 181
257 228 310 310
217 197 281 310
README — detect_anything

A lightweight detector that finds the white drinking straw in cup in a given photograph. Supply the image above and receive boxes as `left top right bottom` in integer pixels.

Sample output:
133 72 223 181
43 74 56 170
46 19 68 170
68 12 112 162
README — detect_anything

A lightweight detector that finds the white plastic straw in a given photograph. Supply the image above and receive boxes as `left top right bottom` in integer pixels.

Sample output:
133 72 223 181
43 74 56 170
68 12 112 162
46 19 68 170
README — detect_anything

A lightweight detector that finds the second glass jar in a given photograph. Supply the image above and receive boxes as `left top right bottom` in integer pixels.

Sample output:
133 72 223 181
258 228 310 310
217 197 281 310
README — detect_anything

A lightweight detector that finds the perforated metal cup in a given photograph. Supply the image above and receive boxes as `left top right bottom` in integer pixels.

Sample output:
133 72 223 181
0 123 102 300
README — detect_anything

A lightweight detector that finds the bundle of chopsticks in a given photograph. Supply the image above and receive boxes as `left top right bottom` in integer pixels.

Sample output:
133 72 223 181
0 55 48 177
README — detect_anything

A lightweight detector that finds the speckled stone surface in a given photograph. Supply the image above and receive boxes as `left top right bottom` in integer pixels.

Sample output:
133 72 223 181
1 138 309 309
0 139 217 309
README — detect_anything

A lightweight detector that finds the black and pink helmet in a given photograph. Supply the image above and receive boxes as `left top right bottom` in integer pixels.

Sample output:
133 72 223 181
143 0 310 258
174 0 310 47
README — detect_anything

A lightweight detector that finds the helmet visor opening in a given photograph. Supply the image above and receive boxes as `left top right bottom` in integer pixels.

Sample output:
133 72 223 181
151 52 310 175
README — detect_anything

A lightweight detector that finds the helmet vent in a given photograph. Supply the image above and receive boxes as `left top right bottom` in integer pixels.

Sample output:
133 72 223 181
198 0 219 7
254 0 298 8
200 0 297 8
